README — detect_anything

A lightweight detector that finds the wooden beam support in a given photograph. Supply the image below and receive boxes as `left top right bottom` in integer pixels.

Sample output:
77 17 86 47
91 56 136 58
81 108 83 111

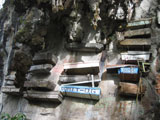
65 42 104 53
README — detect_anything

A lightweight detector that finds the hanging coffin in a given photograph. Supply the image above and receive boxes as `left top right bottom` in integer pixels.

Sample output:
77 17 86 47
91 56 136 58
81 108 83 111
126 18 152 30
65 42 104 53
60 85 101 100
118 82 146 96
121 51 151 63
63 62 99 75
118 67 140 82
24 91 63 102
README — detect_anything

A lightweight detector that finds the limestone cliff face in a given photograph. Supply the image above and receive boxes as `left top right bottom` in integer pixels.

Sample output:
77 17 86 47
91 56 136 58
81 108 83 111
0 0 160 120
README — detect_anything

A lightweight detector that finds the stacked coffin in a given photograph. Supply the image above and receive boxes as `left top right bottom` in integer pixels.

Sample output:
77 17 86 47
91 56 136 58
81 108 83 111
24 51 62 103
59 62 101 100
2 71 21 96
118 67 146 97
65 42 104 53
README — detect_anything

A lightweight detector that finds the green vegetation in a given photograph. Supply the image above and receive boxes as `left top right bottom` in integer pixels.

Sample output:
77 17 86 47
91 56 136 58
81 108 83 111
0 113 28 120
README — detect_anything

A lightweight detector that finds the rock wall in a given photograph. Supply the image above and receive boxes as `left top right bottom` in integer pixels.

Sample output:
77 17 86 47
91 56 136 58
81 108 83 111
0 0 160 120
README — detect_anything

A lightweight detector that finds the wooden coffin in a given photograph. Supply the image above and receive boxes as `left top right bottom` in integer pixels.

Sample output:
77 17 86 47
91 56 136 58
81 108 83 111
119 39 151 46
24 81 55 91
121 51 151 62
65 42 104 53
118 67 139 82
126 19 152 29
124 28 151 38
59 75 99 84
29 64 53 74
106 64 137 73
23 91 63 102
118 82 146 96
5 72 16 81
33 51 57 65
2 86 20 96
60 86 101 100
63 62 99 75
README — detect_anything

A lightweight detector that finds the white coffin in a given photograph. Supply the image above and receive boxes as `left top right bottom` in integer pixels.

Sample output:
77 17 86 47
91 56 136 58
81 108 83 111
60 86 101 100
121 51 150 61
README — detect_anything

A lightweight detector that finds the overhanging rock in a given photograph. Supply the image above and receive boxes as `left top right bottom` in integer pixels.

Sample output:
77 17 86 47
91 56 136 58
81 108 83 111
65 42 104 53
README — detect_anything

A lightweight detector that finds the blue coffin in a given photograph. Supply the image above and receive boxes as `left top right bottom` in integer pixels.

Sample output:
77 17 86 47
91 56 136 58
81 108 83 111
60 86 101 100
118 67 139 74
118 67 139 82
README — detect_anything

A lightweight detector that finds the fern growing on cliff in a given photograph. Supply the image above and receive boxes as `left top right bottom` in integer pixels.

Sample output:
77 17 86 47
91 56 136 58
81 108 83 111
0 113 27 120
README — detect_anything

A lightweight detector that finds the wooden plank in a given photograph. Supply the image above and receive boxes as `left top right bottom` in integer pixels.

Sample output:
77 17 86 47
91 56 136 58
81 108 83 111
126 19 152 29
33 51 57 65
118 82 146 96
61 79 101 86
119 39 151 46
59 75 99 84
65 43 104 53
121 52 150 61
29 64 53 74
2 86 20 95
24 81 55 90
60 86 101 100
23 91 62 102
64 62 99 75
124 28 151 38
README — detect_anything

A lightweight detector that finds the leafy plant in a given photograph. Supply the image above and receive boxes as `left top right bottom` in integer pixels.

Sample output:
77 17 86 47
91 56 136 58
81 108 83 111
0 113 27 120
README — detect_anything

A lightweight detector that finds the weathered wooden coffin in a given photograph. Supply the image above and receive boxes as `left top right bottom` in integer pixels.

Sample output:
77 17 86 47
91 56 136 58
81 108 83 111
118 82 146 96
2 86 20 95
23 91 63 102
59 75 99 84
24 81 55 91
126 19 152 29
60 86 101 100
63 62 99 75
33 51 57 65
121 51 151 62
119 39 151 46
29 64 53 74
118 67 140 82
124 28 151 38
65 42 104 52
